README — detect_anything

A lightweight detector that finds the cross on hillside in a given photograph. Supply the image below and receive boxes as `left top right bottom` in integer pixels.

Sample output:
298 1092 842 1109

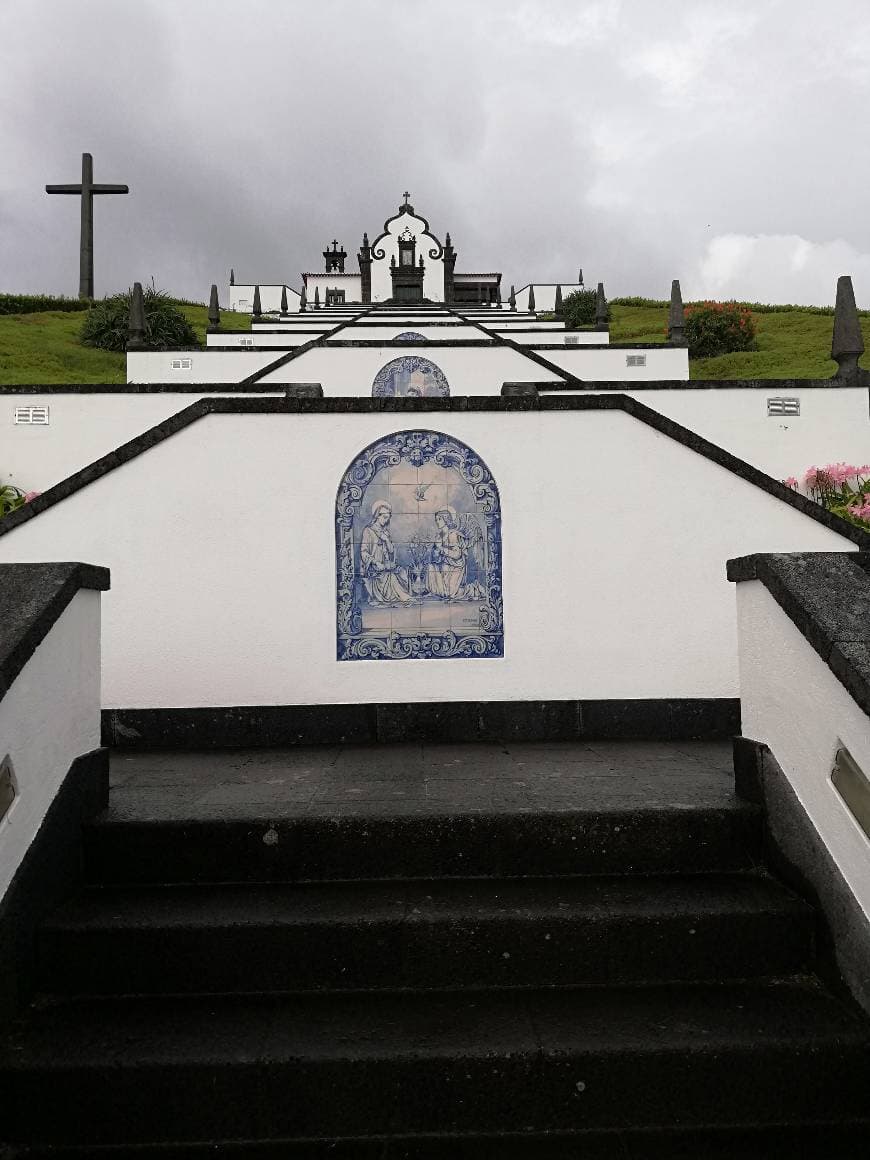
46 152 129 299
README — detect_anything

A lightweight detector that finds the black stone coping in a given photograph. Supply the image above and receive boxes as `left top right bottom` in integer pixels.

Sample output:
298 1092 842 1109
0 563 110 702
241 304 378 386
0 383 287 394
102 697 740 749
541 378 848 391
727 552 870 718
2 394 869 550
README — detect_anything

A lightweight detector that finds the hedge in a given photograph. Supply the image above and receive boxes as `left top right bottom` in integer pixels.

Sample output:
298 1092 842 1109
0 293 91 316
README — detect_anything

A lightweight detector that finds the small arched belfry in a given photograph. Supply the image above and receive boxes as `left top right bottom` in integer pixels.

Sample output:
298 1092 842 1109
335 430 503 660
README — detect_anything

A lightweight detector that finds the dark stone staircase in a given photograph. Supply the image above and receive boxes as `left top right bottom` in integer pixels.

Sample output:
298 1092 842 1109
2 740 870 1156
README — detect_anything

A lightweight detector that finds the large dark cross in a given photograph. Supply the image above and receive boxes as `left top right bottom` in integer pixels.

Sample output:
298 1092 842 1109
403 191 411 207
46 152 129 299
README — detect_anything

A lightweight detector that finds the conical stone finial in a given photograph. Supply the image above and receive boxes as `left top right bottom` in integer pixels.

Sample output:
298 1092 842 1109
252 284 262 318
230 268 235 285
595 282 608 330
280 285 288 314
554 284 563 314
667 279 685 343
126 281 146 350
528 284 536 312
207 284 221 332
509 285 516 311
831 274 865 381
314 286 320 308
578 269 584 287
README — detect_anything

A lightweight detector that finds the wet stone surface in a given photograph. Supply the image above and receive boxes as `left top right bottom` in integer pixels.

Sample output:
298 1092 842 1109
107 740 736 821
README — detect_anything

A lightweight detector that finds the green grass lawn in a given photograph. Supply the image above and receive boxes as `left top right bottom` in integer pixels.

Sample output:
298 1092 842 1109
2 302 870 385
0 303 250 385
609 304 870 379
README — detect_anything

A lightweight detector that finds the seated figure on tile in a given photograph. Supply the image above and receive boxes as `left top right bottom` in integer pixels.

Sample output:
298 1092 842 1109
359 501 412 605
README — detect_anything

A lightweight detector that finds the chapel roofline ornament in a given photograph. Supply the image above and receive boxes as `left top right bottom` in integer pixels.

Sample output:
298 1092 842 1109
370 192 443 261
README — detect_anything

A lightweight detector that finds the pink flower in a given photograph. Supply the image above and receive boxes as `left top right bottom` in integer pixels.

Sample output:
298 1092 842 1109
783 476 799 489
859 465 870 476
824 462 859 485
22 491 40 502
804 467 819 487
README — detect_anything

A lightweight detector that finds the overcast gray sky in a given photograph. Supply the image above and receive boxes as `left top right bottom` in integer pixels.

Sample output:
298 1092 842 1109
2 0 869 306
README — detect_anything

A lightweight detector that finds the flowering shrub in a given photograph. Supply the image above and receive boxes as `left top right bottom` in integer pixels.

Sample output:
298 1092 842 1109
784 464 870 528
0 484 39 518
681 301 757 359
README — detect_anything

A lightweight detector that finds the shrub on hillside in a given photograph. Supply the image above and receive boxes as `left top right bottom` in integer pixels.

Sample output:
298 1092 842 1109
0 294 90 316
560 289 602 327
80 286 199 352
683 301 756 359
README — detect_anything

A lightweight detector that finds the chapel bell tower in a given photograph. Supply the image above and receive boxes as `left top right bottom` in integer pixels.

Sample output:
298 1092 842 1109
323 239 346 273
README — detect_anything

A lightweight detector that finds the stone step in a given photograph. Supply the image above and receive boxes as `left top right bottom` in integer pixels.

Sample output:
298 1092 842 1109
11 1122 870 1158
38 874 813 996
83 801 761 884
2 982 869 1147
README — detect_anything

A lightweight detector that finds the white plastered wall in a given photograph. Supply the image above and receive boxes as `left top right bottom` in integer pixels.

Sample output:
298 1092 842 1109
542 348 690 381
126 351 282 384
302 275 362 304
0 590 101 902
206 333 315 349
0 409 854 710
579 387 870 482
505 332 606 346
369 210 445 303
737 581 870 920
0 391 270 493
256 345 565 391
326 326 486 342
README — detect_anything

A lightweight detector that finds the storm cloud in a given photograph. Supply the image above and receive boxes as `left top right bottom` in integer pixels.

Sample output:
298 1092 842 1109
2 0 869 305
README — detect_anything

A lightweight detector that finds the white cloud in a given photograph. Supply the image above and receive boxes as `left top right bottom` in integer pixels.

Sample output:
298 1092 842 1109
693 233 870 306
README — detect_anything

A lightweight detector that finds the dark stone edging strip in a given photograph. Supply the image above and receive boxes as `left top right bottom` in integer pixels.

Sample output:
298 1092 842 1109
541 377 850 391
0 563 110 702
102 697 740 749
2 375 856 395
2 394 869 550
240 304 378 386
727 552 870 718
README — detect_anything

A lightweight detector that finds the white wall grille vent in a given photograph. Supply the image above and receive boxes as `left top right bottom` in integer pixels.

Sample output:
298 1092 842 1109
767 397 800 416
239 337 254 347
626 354 646 367
14 406 49 425
170 358 193 371
565 335 580 345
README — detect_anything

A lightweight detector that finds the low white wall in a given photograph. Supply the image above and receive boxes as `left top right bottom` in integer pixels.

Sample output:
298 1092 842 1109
0 409 853 710
126 350 281 384
302 275 362 304
0 391 270 494
257 345 566 391
229 285 300 313
506 332 606 346
581 386 870 482
251 321 336 331
542 347 690 381
206 332 314 349
0 590 101 902
326 326 486 342
737 581 870 921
